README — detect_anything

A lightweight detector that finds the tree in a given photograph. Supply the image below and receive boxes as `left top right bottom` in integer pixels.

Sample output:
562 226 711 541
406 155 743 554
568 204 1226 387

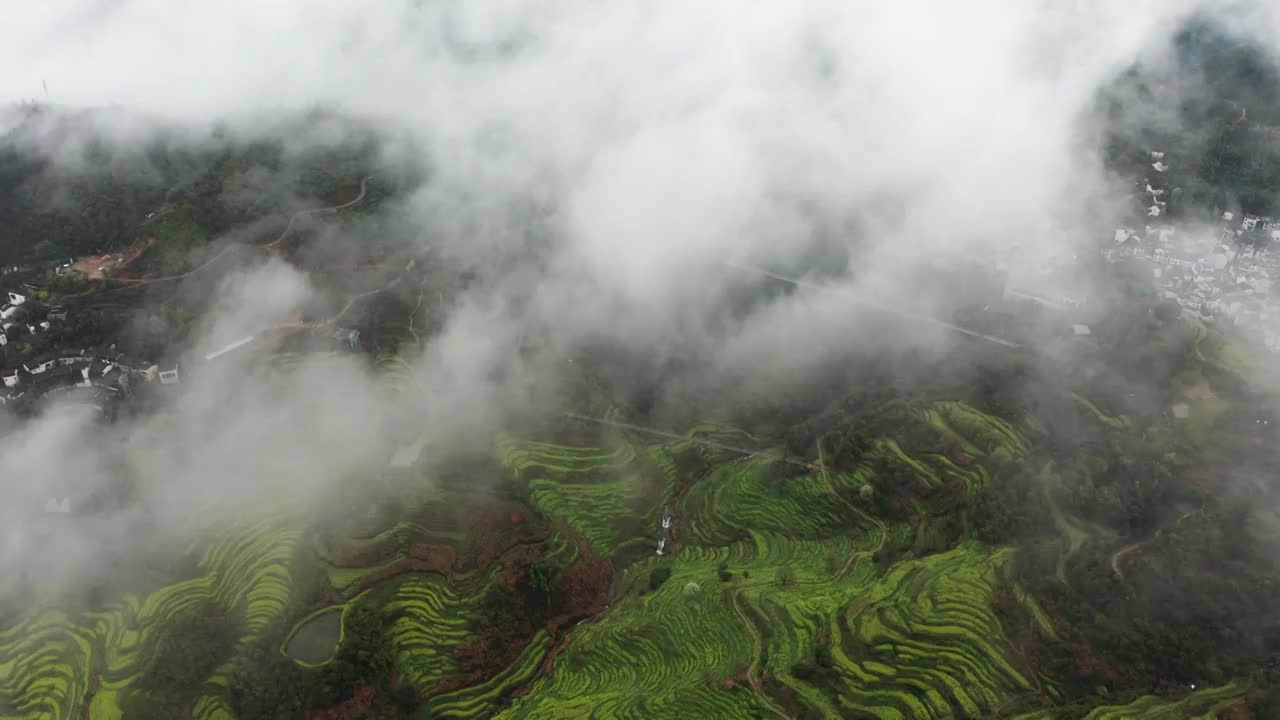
776 564 796 587
392 684 421 715
648 566 672 591
529 559 562 609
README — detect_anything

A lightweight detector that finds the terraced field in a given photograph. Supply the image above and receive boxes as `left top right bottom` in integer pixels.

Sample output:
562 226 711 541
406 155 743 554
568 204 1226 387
387 574 485 689
421 631 550 719
811 547 1033 719
497 531 1036 720
0 520 303 720
497 436 636 481
1079 681 1248 719
679 459 850 545
1 399 1261 718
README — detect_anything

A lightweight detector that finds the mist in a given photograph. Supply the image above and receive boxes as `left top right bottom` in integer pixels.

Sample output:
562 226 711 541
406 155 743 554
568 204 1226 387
2 0 1278 605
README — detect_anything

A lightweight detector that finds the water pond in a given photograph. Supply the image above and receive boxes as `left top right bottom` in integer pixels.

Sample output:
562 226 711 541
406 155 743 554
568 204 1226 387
283 607 343 664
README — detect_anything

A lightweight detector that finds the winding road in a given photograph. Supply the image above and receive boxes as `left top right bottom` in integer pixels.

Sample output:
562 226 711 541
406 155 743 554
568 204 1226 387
106 175 378 288
1110 509 1200 580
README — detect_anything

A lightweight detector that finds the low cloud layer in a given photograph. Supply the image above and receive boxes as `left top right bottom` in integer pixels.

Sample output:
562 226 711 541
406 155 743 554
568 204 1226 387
2 0 1279 598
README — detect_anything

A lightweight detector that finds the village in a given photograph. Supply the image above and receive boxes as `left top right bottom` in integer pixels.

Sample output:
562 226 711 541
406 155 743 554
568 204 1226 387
1100 147 1280 352
1106 211 1280 353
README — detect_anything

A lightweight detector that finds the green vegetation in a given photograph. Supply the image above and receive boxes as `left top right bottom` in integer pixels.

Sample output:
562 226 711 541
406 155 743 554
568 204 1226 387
1081 681 1247 720
0 520 304 720
10 39 1280 716
387 575 481 689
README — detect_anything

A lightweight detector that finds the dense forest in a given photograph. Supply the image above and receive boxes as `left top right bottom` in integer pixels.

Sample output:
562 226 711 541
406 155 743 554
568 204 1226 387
1101 16 1280 219
0 106 392 269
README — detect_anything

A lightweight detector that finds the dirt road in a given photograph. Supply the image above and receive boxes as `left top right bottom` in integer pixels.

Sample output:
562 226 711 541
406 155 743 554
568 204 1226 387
1110 509 1199 580
107 175 377 288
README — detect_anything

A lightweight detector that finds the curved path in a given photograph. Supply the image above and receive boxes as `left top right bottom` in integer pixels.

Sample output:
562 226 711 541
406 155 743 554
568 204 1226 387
107 175 377 288
1110 509 1199 580
264 175 377 252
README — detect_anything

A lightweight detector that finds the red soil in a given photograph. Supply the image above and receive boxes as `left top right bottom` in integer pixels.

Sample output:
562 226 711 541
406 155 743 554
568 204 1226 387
498 545 543 592
72 237 154 280
305 685 374 720
328 534 400 568
465 503 543 570
550 542 612 631
407 542 459 574
1184 382 1216 401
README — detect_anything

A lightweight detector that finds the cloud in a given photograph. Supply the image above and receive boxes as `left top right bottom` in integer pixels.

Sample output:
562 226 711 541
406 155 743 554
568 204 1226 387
0 0 1274 598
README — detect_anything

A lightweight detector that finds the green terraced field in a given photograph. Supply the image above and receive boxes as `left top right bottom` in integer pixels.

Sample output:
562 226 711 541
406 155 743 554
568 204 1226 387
421 631 550 719
813 546 1032 719
919 401 1029 459
497 436 637 480
1080 681 1248 719
0 520 303 720
3 403 1263 719
496 532 1036 720
528 476 640 556
387 574 486 689
678 459 851 545
498 436 678 557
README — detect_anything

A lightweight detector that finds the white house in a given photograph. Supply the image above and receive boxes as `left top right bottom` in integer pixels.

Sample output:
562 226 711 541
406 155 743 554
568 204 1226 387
1073 324 1092 336
24 358 55 374
1152 161 1169 173
0 333 6 347
1151 151 1165 160
7 291 25 306
2 370 19 387
1149 205 1162 217
159 367 180 385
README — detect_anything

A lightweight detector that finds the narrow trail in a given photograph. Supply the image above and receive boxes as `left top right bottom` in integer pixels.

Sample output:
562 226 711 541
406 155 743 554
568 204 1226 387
1109 542 1145 579
727 440 889 719
262 256 415 342
727 261 1022 349
264 174 377 252
406 283 427 346
105 175 377 289
1110 509 1200 580
730 587 791 720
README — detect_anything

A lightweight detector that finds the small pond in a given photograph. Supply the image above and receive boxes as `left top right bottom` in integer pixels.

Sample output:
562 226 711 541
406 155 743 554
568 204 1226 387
283 607 343 664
